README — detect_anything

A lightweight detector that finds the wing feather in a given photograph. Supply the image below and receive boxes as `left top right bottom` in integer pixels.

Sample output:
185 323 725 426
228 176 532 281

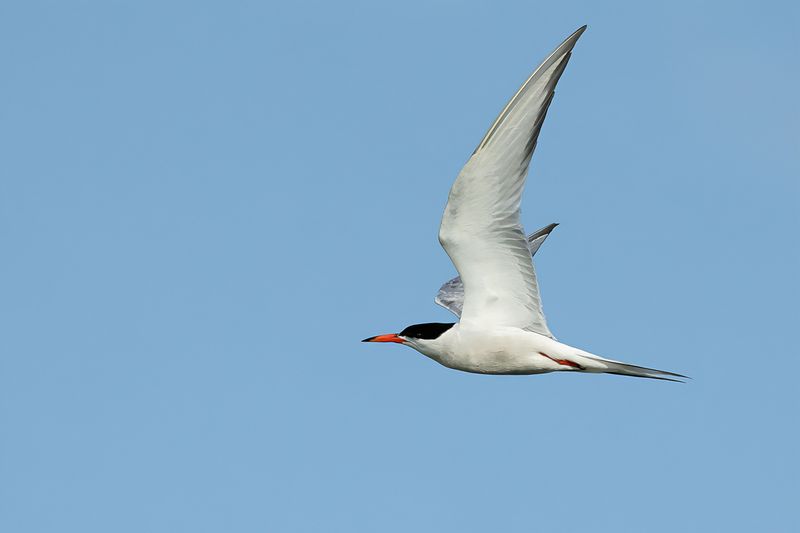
435 224 558 339
438 27 584 332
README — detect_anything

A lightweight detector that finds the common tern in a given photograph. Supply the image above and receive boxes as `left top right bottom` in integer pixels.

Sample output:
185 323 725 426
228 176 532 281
363 26 686 382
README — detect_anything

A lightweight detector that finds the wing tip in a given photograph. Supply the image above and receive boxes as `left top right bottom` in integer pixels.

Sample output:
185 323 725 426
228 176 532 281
473 26 587 155
571 25 588 40
527 222 558 243
562 25 588 50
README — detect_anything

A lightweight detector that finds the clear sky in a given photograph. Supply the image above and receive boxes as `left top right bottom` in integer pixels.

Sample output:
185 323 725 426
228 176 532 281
1 1 798 532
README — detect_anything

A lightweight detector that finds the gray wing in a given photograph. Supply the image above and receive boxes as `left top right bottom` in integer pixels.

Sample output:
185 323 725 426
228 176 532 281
437 27 583 337
434 223 558 338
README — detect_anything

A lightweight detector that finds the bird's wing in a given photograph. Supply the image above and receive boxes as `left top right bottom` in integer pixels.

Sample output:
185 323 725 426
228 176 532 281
438 27 584 333
435 224 558 339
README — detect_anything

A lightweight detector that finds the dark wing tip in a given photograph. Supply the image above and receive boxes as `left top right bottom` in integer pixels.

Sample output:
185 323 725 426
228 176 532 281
527 223 559 244
563 26 588 48
474 26 587 155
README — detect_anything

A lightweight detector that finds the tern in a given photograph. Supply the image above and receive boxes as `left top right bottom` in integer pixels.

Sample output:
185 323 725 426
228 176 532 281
363 26 686 382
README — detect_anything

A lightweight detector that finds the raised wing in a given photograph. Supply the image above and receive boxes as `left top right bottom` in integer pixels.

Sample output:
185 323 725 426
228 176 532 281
438 27 584 333
435 224 558 339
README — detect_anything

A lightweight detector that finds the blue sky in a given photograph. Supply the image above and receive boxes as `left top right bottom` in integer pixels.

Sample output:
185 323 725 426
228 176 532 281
1 1 798 531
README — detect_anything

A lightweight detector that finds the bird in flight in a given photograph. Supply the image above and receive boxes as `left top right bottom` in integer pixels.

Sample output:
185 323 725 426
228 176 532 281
363 26 686 382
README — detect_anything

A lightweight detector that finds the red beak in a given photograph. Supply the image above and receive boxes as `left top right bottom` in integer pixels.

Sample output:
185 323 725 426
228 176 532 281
362 333 404 344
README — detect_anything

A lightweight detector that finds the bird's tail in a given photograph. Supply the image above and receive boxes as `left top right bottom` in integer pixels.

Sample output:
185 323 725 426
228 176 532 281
571 352 688 382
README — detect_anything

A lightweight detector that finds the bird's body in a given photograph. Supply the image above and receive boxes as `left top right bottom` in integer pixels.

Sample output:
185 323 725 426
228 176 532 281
363 26 686 382
411 325 571 375
407 324 679 380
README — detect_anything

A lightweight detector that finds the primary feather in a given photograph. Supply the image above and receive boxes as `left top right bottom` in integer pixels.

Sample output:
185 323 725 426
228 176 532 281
438 26 585 333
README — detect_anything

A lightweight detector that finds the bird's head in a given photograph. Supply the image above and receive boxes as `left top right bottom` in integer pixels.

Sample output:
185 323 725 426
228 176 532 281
362 322 455 353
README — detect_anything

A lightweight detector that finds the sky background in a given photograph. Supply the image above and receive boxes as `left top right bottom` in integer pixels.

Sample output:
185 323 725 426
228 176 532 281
1 1 798 532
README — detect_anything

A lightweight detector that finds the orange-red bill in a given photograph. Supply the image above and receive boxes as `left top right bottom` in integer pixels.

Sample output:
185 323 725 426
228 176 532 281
362 333 404 344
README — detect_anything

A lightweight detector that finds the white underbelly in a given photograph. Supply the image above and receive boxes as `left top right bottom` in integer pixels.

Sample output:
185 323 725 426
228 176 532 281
428 326 568 375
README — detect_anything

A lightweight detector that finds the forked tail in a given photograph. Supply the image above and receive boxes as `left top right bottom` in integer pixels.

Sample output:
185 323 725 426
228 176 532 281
572 352 689 382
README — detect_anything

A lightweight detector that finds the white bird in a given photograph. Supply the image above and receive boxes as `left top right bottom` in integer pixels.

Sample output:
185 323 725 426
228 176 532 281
363 26 686 382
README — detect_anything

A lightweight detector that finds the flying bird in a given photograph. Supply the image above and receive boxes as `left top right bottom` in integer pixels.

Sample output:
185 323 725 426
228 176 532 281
363 26 686 382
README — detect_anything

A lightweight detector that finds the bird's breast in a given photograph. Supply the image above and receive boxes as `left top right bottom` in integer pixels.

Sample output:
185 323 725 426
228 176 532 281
428 326 554 374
